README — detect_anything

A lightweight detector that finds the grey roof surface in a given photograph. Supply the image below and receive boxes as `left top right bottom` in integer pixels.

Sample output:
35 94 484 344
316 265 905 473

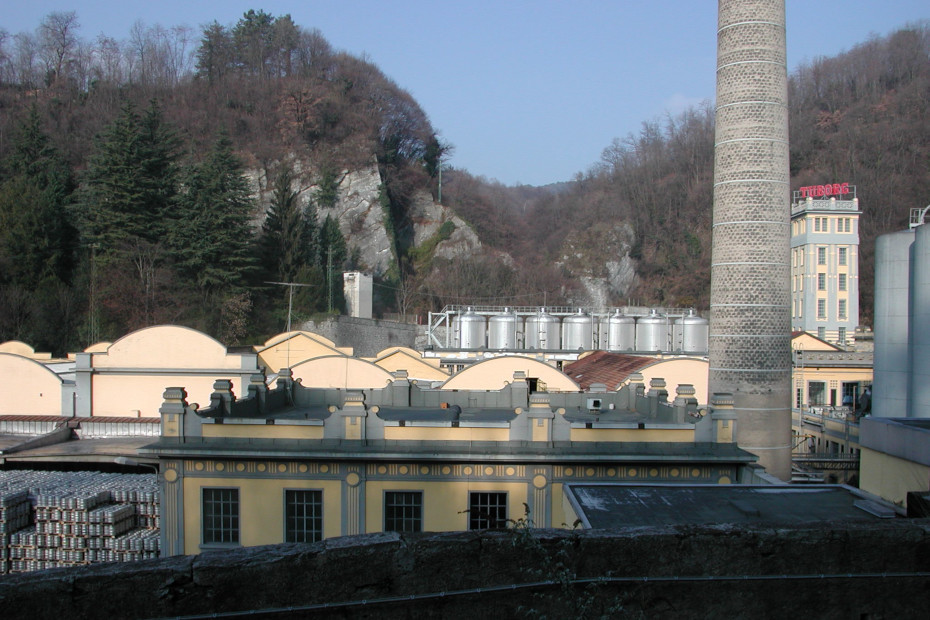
0 436 155 463
566 484 896 528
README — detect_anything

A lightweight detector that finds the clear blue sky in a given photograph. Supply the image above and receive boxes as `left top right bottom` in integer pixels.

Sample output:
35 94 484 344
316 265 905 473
3 1 928 186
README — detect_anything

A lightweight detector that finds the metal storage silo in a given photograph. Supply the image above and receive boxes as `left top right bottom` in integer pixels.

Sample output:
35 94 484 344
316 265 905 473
562 310 594 351
635 310 668 352
525 308 560 350
873 229 915 418
911 223 930 418
601 310 636 351
674 309 709 353
488 308 519 350
457 307 486 349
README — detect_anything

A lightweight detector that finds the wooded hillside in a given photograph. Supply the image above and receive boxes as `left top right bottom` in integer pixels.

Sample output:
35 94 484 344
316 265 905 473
452 22 929 323
0 11 927 352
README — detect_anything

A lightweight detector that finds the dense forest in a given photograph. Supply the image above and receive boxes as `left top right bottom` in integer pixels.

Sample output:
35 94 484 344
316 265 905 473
0 11 928 354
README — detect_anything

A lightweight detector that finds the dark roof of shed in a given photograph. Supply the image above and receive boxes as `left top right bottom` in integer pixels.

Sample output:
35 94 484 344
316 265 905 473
565 484 898 528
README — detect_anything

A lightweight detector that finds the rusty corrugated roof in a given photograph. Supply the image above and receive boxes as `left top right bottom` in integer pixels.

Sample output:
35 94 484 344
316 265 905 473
563 351 655 390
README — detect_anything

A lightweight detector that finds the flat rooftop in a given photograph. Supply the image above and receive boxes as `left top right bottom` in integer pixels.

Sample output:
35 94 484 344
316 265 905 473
565 484 899 529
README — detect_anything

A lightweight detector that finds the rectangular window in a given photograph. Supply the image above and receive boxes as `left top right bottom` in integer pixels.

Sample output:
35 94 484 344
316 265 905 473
814 218 821 232
202 488 239 545
808 381 826 406
838 273 847 291
468 492 507 530
384 491 423 533
817 273 826 291
818 326 826 339
838 247 847 266
285 490 322 543
838 327 847 344
817 247 826 265
817 299 826 320
838 299 847 320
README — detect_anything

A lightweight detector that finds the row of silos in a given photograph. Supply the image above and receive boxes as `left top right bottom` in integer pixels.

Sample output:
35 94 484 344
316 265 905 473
452 308 708 353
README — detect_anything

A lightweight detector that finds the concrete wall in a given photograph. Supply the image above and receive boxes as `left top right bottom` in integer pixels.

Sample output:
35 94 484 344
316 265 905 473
2 523 928 619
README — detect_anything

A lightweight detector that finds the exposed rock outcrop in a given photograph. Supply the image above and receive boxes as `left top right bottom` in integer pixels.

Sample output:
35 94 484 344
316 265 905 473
408 189 482 261
561 223 638 306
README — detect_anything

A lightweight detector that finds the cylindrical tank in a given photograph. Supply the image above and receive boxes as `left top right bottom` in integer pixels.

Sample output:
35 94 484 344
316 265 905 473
873 229 915 418
600 310 636 351
562 310 594 351
635 310 668 352
674 309 709 353
910 224 930 418
488 308 519 350
524 308 560 350
457 307 486 349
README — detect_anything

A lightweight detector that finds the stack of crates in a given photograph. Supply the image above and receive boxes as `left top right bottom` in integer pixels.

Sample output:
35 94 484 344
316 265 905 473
0 471 161 574
0 491 32 574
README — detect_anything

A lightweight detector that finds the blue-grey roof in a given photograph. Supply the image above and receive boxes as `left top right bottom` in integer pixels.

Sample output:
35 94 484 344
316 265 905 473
565 484 899 528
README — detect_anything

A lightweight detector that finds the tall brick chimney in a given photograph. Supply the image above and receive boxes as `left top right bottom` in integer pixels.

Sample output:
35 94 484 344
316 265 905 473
709 0 792 480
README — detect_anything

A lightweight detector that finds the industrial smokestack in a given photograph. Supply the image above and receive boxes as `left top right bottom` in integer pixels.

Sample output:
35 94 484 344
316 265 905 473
709 0 792 479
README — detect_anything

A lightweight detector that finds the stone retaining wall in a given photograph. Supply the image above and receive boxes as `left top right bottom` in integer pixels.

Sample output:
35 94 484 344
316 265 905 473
1 522 928 618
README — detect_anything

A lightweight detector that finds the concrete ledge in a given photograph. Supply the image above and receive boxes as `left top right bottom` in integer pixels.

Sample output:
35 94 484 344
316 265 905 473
860 417 930 467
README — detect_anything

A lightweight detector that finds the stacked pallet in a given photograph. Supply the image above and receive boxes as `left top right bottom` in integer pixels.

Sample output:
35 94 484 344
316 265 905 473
0 471 160 574
1 491 32 573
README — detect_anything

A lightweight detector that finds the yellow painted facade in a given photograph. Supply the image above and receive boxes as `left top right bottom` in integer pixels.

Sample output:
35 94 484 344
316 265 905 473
290 356 394 389
255 331 352 373
0 341 52 360
638 358 710 405
440 356 580 392
181 471 344 553
383 426 510 441
0 353 64 415
168 455 738 555
369 347 449 382
570 427 695 443
202 423 324 440
93 373 241 418
860 447 930 507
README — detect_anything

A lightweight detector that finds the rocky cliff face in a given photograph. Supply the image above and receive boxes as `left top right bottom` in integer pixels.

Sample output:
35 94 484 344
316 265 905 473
560 222 638 306
317 166 395 276
407 190 482 260
255 163 482 279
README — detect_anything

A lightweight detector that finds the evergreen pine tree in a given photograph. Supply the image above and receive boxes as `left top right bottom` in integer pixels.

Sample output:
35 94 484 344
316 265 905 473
173 131 258 302
0 106 77 286
78 99 180 255
260 165 315 283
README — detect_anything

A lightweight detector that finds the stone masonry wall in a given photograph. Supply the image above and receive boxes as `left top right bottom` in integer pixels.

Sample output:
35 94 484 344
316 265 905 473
300 316 417 358
1 522 928 619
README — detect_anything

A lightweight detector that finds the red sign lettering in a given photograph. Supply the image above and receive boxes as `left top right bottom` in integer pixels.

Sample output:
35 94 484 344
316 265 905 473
799 182 850 198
